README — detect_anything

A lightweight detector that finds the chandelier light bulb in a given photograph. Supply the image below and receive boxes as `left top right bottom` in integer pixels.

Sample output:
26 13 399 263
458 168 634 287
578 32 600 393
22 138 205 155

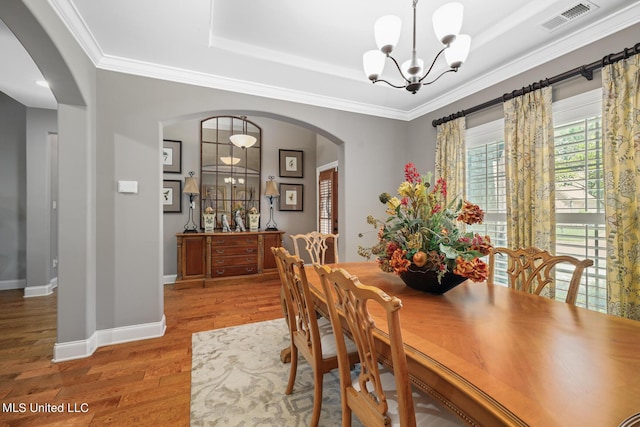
432 2 464 45
374 15 401 54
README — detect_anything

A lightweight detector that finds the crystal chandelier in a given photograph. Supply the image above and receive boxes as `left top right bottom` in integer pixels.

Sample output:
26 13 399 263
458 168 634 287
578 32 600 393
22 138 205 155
363 1 471 94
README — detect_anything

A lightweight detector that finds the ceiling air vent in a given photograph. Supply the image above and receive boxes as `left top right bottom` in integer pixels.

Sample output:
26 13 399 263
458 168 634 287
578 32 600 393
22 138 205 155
541 2 599 31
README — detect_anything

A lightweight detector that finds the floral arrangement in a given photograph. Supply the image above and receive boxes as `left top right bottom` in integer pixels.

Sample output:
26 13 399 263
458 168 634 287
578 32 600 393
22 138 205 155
358 163 492 282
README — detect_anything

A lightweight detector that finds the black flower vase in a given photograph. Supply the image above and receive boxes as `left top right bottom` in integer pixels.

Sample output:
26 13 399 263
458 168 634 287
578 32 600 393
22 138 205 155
399 264 466 294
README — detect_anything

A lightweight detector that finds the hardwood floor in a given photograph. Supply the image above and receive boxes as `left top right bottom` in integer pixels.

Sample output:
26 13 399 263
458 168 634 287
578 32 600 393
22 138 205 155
0 276 284 426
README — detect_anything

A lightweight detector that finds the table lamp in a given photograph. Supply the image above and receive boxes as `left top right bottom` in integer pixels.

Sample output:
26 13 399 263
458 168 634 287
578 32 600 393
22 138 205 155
183 171 199 233
264 176 279 231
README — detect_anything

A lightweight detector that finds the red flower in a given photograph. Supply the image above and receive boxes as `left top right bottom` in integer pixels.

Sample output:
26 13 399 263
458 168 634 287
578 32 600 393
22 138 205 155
433 178 447 198
404 163 421 184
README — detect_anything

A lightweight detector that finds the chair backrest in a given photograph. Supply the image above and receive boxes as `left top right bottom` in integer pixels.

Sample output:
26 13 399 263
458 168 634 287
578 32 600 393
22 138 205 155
487 246 594 305
290 231 339 264
272 246 296 343
272 247 324 362
315 264 415 427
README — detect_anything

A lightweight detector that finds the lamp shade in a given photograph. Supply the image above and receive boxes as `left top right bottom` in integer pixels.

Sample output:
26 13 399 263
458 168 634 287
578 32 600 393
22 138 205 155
265 179 279 197
374 15 401 54
363 50 386 81
445 34 471 69
432 2 463 45
220 156 241 165
183 176 199 194
229 134 257 149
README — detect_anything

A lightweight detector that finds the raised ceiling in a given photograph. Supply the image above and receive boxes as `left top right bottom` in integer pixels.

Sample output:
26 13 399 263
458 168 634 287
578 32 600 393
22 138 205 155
3 0 640 118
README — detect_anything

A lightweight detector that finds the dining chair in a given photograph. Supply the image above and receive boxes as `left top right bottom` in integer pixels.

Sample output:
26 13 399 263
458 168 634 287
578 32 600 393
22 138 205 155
314 264 464 427
271 247 359 427
290 231 339 264
487 246 594 305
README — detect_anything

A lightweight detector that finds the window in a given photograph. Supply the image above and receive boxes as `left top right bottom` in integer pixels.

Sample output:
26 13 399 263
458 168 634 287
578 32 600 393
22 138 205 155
553 89 606 312
465 89 606 312
466 120 509 284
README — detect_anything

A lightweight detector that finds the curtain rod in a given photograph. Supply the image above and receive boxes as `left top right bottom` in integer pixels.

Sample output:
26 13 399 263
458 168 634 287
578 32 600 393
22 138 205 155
431 42 640 128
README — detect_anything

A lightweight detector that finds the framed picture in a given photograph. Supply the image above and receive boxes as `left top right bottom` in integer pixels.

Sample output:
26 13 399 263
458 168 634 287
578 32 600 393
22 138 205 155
279 183 303 211
163 180 182 213
163 139 182 174
279 149 303 178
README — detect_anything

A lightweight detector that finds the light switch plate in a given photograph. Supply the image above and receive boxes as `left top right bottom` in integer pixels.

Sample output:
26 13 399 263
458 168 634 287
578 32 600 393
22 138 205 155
118 180 138 194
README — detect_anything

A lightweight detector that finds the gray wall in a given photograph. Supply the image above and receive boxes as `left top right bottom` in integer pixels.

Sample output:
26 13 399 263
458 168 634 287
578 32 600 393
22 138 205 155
0 98 58 292
0 92 26 285
26 108 58 291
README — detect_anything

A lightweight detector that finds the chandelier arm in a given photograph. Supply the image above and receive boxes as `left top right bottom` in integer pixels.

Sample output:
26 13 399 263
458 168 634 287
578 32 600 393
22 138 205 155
386 54 412 83
373 78 409 89
421 68 457 86
418 46 448 83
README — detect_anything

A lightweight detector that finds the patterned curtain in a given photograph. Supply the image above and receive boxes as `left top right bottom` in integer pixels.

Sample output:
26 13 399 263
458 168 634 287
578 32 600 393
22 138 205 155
503 86 555 252
435 117 466 205
602 55 640 320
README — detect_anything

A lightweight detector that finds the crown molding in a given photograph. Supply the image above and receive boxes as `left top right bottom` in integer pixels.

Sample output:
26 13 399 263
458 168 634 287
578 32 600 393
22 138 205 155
50 0 640 122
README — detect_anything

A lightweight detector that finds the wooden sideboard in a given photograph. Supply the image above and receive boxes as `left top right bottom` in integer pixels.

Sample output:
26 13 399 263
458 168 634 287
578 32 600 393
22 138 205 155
175 230 285 288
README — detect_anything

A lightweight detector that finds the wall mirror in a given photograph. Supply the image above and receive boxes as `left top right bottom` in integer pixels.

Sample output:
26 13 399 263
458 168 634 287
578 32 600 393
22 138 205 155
200 116 261 230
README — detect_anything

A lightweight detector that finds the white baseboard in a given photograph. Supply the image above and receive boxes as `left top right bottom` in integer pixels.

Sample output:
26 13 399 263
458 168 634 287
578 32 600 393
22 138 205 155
24 281 57 298
52 314 167 362
163 274 177 284
0 279 26 291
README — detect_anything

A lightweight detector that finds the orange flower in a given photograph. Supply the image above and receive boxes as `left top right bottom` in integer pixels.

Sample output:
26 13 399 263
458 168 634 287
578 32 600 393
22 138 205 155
453 257 488 282
457 201 485 225
390 249 411 274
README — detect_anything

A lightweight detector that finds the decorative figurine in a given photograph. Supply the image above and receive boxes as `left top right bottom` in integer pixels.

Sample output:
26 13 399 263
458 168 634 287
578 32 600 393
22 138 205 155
221 214 231 232
235 209 246 232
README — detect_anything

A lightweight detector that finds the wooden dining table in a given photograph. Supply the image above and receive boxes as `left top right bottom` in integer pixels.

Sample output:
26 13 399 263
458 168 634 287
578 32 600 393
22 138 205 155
304 262 640 427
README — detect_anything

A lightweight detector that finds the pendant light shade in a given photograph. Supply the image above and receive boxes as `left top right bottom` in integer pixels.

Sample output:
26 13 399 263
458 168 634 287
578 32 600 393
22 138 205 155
363 50 386 80
220 156 241 165
432 2 464 45
444 34 471 69
230 116 257 149
374 15 402 54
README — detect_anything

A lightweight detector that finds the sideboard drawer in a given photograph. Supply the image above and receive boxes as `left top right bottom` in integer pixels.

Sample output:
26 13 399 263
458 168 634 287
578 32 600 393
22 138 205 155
210 235 258 247
211 265 258 277
211 255 258 267
212 246 258 257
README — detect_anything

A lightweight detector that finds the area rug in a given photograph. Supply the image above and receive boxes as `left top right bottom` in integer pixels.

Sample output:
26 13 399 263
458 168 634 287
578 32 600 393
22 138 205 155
191 318 363 426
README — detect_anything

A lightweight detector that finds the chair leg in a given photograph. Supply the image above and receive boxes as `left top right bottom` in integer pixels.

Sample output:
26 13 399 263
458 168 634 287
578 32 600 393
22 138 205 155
285 345 298 395
342 406 352 427
310 369 324 427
